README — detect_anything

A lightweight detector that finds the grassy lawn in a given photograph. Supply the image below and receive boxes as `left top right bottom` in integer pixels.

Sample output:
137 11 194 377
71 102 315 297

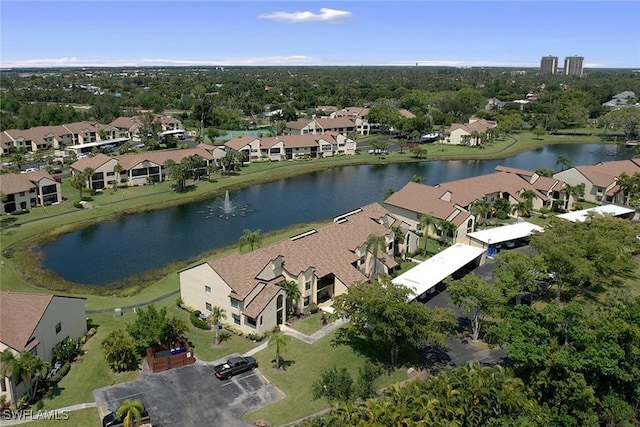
288 312 325 336
28 408 101 427
245 330 410 426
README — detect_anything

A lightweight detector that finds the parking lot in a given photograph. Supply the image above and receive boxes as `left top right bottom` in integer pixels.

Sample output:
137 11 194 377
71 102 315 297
93 360 282 427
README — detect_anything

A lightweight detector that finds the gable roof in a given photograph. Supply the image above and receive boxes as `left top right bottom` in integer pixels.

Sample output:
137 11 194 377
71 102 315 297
447 118 497 134
225 135 259 151
71 153 114 171
0 170 56 195
573 159 640 188
384 182 467 221
206 203 397 301
0 292 53 352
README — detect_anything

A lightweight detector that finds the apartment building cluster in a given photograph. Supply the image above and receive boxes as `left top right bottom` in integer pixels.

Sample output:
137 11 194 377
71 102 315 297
540 55 584 76
179 156 639 336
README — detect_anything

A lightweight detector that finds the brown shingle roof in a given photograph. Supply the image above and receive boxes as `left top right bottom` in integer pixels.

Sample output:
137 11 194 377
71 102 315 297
242 282 284 319
0 170 55 195
574 159 640 188
70 154 114 172
315 117 356 130
225 135 259 151
0 292 53 352
206 203 396 300
116 148 213 170
62 121 98 134
384 182 465 220
436 172 545 206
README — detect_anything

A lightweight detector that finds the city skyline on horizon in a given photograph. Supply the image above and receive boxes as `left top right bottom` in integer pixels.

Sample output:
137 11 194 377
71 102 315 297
1 1 639 69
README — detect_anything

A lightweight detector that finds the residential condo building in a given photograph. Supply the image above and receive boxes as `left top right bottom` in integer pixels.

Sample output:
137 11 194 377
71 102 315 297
564 56 584 76
540 56 558 75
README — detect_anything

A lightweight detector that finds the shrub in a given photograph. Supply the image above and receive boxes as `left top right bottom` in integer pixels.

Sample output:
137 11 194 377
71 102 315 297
81 196 93 202
190 310 209 330
308 302 319 314
87 327 97 337
246 333 266 342
73 201 83 209
47 362 71 385
224 323 244 337
176 296 184 307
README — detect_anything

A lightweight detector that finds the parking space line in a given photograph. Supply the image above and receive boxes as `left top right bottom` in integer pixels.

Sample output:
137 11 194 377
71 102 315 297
274 386 285 396
260 374 270 384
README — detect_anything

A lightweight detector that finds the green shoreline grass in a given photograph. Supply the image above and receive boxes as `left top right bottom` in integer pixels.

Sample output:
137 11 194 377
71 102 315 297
0 132 623 310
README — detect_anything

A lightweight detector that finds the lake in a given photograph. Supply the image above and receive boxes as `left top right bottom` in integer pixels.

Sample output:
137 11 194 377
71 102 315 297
40 143 635 285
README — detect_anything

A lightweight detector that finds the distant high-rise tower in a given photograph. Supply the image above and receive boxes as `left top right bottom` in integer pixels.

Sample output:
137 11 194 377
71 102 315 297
564 56 584 76
540 56 558 74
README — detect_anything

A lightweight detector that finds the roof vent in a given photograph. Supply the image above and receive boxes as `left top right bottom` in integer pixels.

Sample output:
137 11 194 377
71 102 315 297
290 229 317 241
333 208 362 223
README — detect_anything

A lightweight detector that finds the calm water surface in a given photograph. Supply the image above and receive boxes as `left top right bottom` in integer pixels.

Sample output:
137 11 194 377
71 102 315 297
41 143 635 285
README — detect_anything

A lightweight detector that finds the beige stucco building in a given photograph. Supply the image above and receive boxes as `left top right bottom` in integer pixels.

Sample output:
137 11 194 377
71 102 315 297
0 292 86 404
179 204 398 335
0 171 61 214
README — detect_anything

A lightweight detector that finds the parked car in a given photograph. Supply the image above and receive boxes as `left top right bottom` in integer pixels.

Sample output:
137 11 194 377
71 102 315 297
214 356 258 379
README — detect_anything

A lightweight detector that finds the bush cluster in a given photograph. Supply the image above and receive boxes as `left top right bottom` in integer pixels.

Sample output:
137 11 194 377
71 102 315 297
190 310 209 330
47 362 71 385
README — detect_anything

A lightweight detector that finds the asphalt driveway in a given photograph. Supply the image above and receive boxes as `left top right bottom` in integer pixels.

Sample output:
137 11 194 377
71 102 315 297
93 359 282 427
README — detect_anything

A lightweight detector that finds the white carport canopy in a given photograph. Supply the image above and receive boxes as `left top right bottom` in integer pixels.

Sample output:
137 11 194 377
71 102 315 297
556 204 635 222
466 222 544 246
393 243 486 301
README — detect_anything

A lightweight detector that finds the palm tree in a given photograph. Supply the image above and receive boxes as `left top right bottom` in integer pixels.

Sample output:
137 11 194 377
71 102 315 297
112 163 124 191
268 331 291 370
366 233 387 279
556 153 571 171
239 229 262 252
116 399 145 427
419 214 437 255
438 219 457 243
209 306 226 345
410 174 423 183
470 200 491 227
615 172 640 206
0 351 50 403
69 174 86 200
83 167 95 192
278 280 301 317
564 182 585 210
519 190 538 216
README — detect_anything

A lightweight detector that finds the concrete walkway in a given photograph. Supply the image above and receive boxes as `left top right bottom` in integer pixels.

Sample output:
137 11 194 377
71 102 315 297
243 317 348 356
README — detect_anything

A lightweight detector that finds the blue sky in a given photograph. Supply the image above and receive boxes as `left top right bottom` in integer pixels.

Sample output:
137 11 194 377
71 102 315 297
1 1 639 68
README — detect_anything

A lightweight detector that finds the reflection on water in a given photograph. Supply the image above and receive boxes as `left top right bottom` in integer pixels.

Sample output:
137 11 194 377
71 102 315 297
40 143 636 285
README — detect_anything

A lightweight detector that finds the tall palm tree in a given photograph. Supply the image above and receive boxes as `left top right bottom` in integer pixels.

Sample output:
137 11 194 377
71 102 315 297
470 200 491 227
556 153 571 171
615 172 640 206
366 233 387 279
112 163 124 191
419 214 437 255
209 306 226 345
438 219 457 243
116 399 145 427
0 351 50 402
83 167 95 192
268 331 291 370
69 174 86 200
564 182 585 210
239 229 262 252
278 280 301 317
519 190 538 216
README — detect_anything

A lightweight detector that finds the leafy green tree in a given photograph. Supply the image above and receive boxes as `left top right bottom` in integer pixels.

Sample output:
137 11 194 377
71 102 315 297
410 144 428 159
68 174 86 200
278 280 301 317
126 304 186 351
492 197 512 220
163 159 189 192
534 167 554 177
437 219 457 242
615 171 640 206
598 107 640 139
369 139 389 156
116 399 145 427
312 366 354 402
447 273 505 340
493 251 547 305
101 329 138 372
333 277 455 367
268 331 291 370
396 138 407 154
239 228 262 252
565 182 586 210
365 233 387 279
355 361 383 400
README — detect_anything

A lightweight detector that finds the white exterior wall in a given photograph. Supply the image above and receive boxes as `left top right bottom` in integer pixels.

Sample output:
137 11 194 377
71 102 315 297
127 160 162 186
33 297 87 363
447 128 469 145
554 169 598 203
180 264 234 321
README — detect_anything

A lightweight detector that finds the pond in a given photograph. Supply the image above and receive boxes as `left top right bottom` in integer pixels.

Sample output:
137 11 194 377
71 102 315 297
40 143 635 285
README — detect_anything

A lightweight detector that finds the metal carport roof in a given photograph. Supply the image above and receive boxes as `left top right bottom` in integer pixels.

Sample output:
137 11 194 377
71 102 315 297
466 222 544 246
393 243 486 301
556 204 635 222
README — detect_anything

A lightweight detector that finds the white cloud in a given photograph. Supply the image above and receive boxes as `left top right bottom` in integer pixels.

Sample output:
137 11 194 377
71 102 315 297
258 8 351 24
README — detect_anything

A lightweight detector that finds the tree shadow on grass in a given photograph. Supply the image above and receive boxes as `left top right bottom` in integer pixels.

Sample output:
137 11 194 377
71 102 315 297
331 327 420 369
271 358 295 371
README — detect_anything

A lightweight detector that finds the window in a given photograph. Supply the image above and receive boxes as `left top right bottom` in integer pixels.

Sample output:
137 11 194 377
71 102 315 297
259 316 263 326
1 378 6 392
231 298 239 308
232 314 241 325
303 296 311 307
107 172 115 177
246 316 257 327
205 302 212 311
55 322 62 334
305 280 312 291
277 295 284 309
205 285 211 294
